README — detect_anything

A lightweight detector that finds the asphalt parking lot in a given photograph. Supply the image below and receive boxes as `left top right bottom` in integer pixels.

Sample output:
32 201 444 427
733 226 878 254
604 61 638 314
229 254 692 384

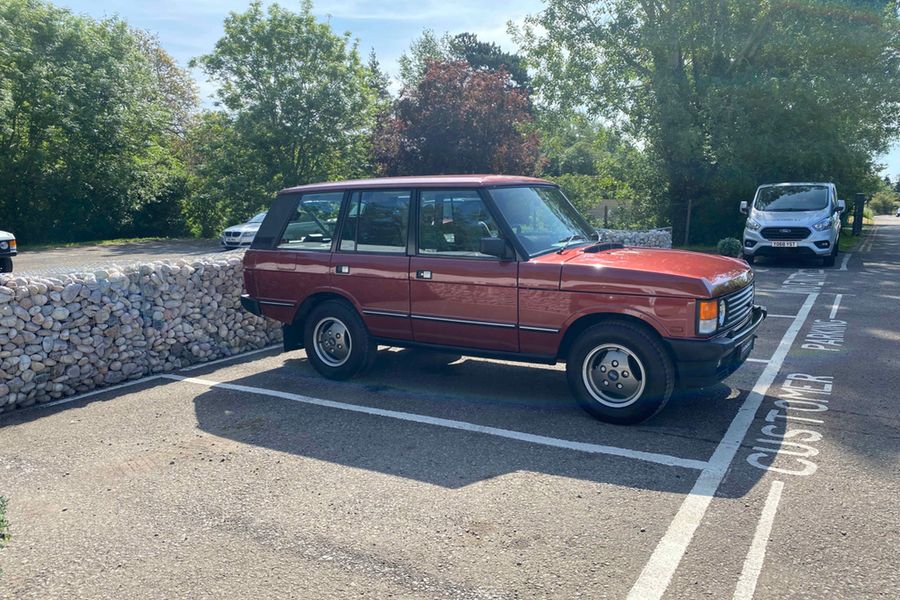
1 218 898 599
13 239 223 276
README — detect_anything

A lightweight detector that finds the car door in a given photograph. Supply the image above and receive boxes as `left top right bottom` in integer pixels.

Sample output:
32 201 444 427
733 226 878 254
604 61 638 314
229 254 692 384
409 189 519 352
334 189 413 340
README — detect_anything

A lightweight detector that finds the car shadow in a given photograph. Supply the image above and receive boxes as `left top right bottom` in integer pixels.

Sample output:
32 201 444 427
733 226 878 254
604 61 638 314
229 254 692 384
189 349 774 497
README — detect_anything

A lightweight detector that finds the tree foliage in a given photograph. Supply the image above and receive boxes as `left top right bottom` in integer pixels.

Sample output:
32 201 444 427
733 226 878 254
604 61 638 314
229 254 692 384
399 30 530 88
185 0 378 234
0 0 192 243
374 61 540 176
518 0 900 243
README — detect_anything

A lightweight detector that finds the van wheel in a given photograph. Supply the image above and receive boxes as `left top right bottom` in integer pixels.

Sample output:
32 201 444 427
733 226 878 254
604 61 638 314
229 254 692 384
822 244 837 267
566 321 675 425
304 300 377 380
0 258 11 273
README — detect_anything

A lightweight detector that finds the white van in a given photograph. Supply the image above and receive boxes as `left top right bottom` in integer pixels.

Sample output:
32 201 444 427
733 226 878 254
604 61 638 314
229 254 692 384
741 183 845 266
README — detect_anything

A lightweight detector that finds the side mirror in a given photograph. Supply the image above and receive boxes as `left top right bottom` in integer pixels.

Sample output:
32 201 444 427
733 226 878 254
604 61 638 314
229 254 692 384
480 237 511 259
740 201 749 215
836 199 846 214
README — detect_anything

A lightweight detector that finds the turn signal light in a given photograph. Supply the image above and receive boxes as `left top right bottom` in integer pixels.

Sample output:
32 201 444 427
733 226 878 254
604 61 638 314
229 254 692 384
698 300 719 335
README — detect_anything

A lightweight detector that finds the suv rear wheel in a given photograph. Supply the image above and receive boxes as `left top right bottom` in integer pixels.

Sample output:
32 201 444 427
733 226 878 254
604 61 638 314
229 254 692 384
566 321 675 424
304 300 377 380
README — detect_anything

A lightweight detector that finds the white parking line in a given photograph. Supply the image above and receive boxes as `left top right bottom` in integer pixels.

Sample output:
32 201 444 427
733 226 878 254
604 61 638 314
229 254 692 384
733 480 785 600
164 374 710 471
626 292 818 600
838 253 851 271
766 314 797 319
29 375 166 409
745 358 769 364
829 294 843 320
9 345 282 414
179 345 281 372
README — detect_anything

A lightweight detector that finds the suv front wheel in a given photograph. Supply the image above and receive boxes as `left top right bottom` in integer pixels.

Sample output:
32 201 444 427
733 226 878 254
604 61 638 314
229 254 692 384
566 321 675 424
304 300 377 380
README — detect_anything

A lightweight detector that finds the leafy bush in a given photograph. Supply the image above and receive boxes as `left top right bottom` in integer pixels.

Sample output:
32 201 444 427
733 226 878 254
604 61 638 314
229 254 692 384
717 237 743 257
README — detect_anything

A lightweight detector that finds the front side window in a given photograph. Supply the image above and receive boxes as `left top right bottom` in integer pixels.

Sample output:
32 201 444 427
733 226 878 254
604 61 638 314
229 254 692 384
753 185 830 212
277 192 343 250
489 186 594 257
339 190 410 253
418 190 501 257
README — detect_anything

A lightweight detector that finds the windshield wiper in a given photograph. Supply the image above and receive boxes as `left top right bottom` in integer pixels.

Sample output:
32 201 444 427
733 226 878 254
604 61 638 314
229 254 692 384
556 234 586 254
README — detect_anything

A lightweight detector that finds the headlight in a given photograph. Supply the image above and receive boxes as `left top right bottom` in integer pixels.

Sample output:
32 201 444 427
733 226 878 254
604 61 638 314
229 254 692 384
0 241 7 250
745 218 762 231
812 217 832 231
698 300 719 335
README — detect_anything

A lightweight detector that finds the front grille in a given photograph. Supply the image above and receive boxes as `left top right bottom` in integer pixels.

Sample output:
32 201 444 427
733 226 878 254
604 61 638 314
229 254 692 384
761 227 810 240
722 283 754 331
226 231 242 238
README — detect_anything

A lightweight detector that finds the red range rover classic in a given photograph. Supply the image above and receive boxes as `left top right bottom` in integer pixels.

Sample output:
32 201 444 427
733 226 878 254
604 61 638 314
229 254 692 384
241 175 765 424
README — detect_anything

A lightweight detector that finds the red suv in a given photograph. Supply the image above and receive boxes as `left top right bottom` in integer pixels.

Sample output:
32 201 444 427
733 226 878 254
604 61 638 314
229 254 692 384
241 175 765 424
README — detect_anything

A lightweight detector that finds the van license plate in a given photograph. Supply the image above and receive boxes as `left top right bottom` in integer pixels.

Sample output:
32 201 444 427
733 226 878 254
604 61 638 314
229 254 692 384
772 241 797 247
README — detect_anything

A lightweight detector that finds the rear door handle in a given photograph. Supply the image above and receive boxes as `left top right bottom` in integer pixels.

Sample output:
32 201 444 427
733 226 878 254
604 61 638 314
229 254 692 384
336 265 350 274
415 270 432 280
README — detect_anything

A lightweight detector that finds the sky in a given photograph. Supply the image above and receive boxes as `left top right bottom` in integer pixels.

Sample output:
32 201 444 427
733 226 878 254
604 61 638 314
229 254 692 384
54 0 900 179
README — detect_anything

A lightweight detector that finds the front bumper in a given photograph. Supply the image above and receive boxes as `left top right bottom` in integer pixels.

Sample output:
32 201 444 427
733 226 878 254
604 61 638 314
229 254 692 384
665 305 767 389
743 228 834 257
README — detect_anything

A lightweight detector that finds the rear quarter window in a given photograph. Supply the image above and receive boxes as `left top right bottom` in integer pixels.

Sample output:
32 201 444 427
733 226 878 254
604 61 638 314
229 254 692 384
276 192 344 250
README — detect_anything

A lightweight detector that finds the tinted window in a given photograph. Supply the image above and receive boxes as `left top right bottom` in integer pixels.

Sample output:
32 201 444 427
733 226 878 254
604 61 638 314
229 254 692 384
276 192 343 250
418 190 501 257
339 190 410 253
753 185 830 212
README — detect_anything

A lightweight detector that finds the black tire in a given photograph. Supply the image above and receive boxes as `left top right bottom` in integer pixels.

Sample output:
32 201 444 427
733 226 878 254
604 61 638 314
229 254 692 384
303 300 377 380
566 321 675 425
743 253 755 265
0 257 12 273
822 244 837 267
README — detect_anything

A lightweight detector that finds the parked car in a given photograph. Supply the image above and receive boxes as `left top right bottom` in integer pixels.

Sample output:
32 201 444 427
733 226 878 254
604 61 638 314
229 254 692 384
740 182 844 266
0 229 16 273
220 212 267 248
895 207 900 217
241 176 765 424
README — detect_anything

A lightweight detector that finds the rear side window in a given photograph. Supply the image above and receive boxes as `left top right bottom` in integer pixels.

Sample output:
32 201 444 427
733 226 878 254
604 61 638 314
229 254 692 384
277 192 344 250
418 190 501 257
339 190 410 253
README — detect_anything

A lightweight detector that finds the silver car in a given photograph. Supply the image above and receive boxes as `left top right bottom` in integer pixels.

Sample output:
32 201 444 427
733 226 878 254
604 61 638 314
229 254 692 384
0 229 16 273
741 183 844 266
220 212 266 249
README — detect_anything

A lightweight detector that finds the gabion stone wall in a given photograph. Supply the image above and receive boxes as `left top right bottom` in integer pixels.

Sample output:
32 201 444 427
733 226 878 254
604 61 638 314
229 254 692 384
595 227 673 248
0 255 282 412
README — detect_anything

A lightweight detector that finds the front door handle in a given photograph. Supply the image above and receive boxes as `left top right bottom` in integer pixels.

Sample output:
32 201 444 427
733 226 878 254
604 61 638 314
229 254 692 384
336 265 350 274
416 270 432 280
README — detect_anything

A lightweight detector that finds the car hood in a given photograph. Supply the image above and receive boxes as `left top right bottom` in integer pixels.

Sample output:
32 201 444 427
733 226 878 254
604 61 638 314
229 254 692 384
0 229 14 240
751 208 831 224
223 223 261 234
557 246 753 298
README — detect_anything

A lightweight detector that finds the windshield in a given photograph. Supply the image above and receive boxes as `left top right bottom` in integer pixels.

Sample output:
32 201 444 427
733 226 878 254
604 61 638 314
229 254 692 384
248 212 267 224
489 186 595 256
753 185 829 212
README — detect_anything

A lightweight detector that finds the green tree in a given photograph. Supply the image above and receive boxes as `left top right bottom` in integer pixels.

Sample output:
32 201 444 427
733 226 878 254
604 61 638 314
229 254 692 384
870 188 898 214
399 30 529 89
517 0 900 244
188 0 378 228
0 0 192 242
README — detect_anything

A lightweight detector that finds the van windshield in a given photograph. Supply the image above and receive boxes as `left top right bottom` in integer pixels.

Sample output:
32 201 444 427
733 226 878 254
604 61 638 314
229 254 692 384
753 185 829 212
